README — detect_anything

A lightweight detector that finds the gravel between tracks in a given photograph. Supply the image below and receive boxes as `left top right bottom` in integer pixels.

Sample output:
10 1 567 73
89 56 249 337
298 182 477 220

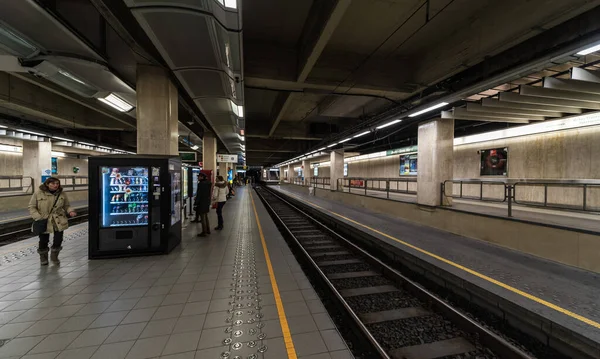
367 314 460 350
331 276 392 290
345 291 422 313
315 254 358 261
321 262 373 274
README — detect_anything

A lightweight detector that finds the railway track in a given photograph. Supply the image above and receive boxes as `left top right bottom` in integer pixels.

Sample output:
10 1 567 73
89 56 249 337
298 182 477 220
0 211 89 246
255 186 533 359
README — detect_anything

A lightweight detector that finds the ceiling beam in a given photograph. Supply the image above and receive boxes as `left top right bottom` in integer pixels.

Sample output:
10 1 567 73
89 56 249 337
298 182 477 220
482 97 582 114
455 107 544 121
267 0 351 137
247 134 322 141
467 102 562 117
499 91 600 110
571 67 600 83
246 77 408 99
297 0 352 82
442 111 529 124
543 77 600 95
520 85 600 103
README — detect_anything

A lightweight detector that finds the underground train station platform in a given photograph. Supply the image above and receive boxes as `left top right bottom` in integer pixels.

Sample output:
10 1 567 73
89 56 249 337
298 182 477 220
0 187 351 359
270 184 600 356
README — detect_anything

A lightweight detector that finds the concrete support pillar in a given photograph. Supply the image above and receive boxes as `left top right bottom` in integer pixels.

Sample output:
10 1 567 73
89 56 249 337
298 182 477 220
287 165 291 183
218 162 228 179
136 65 178 155
330 150 344 191
202 133 217 183
302 160 311 186
279 167 284 183
417 118 454 206
23 141 51 189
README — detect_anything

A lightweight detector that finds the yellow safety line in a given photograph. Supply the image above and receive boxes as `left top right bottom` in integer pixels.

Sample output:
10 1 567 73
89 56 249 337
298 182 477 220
249 191 298 359
281 190 600 330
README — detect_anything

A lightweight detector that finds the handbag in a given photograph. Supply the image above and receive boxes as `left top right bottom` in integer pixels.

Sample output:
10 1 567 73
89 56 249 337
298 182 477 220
32 194 60 235
211 202 218 209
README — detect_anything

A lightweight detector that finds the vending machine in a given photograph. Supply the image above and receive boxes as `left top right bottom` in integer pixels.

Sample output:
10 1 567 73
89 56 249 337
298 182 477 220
88 155 182 258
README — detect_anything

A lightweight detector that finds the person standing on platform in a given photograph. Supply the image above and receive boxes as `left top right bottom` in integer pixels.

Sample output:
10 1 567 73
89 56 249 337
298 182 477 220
212 175 228 231
28 177 76 265
194 173 212 237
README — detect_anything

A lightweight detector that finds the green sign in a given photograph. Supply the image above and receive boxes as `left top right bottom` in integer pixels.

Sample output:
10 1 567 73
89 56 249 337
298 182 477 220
179 152 197 162
386 145 418 156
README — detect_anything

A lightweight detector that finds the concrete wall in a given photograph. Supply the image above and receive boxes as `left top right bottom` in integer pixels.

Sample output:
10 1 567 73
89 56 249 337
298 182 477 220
454 125 600 210
310 187 600 274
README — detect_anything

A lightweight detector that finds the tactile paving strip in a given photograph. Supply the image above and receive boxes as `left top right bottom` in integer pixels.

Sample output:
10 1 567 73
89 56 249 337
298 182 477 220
0 227 88 265
220 216 270 359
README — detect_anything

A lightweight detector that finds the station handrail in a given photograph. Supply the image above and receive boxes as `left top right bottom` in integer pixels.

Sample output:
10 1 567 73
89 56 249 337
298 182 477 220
337 177 417 199
441 178 600 216
0 176 35 195
309 177 330 189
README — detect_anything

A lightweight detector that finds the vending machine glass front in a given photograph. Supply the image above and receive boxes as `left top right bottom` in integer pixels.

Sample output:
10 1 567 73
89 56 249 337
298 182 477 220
100 166 149 228
171 170 181 225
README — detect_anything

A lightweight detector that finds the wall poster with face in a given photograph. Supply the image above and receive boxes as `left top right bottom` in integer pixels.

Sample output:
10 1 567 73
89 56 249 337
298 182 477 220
480 148 508 176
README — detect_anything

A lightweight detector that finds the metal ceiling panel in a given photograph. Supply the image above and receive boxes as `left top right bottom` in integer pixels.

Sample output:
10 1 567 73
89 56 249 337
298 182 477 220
134 9 219 70
467 102 562 117
0 0 103 62
194 98 232 115
176 69 230 98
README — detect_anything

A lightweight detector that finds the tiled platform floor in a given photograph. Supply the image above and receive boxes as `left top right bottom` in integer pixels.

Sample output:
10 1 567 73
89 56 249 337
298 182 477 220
0 187 352 359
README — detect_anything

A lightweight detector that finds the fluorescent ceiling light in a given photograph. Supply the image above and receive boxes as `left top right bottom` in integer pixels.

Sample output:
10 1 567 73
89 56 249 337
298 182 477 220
326 143 336 148
224 0 237 9
17 129 46 136
191 145 199 150
51 151 66 158
52 136 71 141
353 131 370 138
98 93 134 112
230 100 244 118
376 119 401 129
408 102 449 118
338 138 351 143
0 25 38 58
0 125 6 128
0 144 22 153
317 147 326 151
577 44 600 56
79 142 94 146
454 111 600 146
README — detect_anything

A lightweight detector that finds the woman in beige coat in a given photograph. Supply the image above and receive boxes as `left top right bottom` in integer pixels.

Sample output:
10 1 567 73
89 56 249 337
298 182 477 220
28 177 76 265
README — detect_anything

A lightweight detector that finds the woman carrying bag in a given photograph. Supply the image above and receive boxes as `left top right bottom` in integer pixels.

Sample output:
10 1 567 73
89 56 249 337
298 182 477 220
28 177 76 265
212 175 228 231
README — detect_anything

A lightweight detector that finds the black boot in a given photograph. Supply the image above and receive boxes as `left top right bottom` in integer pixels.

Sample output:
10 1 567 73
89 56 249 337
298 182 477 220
50 247 62 265
38 248 49 266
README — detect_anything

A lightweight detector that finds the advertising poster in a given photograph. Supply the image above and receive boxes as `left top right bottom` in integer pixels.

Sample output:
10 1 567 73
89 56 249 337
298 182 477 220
343 163 348 177
399 154 417 175
51 157 58 174
480 148 508 176
313 165 318 177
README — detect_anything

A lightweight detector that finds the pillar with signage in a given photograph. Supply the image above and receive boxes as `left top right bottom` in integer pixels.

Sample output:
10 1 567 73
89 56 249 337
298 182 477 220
330 149 344 191
417 118 454 206
302 160 311 186
23 141 52 189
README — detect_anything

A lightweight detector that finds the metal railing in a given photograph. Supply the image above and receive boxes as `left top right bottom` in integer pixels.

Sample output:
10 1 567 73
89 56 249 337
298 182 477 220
292 178 304 186
310 177 330 189
441 179 600 216
56 176 88 191
337 177 417 199
0 176 34 196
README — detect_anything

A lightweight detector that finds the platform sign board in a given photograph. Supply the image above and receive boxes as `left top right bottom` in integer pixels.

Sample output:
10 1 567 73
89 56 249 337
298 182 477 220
343 163 348 177
51 157 58 174
41 169 52 183
313 164 318 177
179 151 197 162
386 145 418 156
480 148 508 176
216 154 238 163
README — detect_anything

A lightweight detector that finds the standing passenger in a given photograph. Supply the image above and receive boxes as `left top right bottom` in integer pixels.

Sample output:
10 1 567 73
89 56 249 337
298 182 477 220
195 173 212 237
28 177 76 265
212 175 227 231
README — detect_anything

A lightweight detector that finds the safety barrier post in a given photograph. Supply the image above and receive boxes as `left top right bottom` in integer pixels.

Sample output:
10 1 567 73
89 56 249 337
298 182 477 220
387 180 390 199
364 179 368 196
480 182 483 200
583 184 587 211
507 185 513 217
544 184 547 207
440 182 445 206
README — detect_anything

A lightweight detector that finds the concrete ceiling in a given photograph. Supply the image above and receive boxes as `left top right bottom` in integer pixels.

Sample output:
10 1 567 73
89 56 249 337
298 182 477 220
243 0 600 166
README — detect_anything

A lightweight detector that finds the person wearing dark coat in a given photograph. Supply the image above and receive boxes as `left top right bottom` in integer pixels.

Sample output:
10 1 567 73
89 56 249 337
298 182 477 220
194 173 212 237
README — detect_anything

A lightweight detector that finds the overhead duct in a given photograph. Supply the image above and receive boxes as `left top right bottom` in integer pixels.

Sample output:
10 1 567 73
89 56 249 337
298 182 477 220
20 59 99 98
0 20 39 58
